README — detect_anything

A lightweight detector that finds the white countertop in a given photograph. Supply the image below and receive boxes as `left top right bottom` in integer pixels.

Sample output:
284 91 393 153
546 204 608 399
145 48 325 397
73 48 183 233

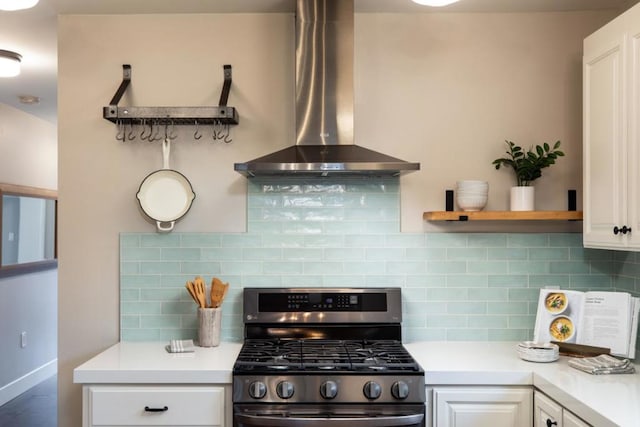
73 342 242 384
74 341 640 427
405 342 640 427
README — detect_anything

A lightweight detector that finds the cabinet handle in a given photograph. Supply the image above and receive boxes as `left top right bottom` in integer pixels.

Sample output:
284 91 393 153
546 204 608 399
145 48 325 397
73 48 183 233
614 225 633 235
144 406 168 412
546 419 558 427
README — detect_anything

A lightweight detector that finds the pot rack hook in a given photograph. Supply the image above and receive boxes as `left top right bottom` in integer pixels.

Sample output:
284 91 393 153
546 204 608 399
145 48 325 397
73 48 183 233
149 121 162 142
115 120 125 141
139 119 150 140
127 122 137 141
223 123 233 144
212 119 225 141
193 120 202 140
164 121 178 141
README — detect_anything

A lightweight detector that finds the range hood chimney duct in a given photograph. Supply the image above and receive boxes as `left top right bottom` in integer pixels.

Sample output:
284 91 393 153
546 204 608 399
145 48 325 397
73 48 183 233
234 0 420 177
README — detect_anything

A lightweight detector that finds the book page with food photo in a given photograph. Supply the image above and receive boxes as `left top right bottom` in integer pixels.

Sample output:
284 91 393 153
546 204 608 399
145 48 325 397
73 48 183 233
533 289 640 358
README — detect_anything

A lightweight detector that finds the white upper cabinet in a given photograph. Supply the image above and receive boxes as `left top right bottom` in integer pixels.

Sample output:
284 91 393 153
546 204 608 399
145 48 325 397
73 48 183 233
584 2 640 250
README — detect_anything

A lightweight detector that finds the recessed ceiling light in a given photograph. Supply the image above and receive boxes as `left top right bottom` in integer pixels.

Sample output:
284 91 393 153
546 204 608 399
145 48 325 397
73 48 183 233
0 0 38 11
412 0 460 6
0 50 21 78
18 95 40 105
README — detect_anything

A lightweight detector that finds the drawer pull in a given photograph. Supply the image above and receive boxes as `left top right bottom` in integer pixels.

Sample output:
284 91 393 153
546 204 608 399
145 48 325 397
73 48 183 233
144 406 168 413
546 419 557 427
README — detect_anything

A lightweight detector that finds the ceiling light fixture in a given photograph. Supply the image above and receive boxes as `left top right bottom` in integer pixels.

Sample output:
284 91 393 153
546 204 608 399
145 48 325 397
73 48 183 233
0 50 21 78
412 0 460 6
0 0 38 11
18 95 40 105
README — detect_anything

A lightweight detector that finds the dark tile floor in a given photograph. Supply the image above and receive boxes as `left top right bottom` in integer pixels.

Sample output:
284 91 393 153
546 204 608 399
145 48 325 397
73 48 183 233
0 375 57 427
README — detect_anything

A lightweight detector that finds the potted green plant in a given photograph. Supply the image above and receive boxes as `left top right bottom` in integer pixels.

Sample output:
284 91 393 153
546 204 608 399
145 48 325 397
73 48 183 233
492 140 564 211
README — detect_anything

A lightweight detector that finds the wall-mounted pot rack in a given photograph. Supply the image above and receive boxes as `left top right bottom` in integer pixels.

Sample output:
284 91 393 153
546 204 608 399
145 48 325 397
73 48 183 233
103 64 239 142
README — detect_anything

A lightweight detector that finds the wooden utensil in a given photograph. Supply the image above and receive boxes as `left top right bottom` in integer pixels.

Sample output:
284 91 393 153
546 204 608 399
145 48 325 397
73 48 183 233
193 276 207 308
210 277 228 308
185 281 200 306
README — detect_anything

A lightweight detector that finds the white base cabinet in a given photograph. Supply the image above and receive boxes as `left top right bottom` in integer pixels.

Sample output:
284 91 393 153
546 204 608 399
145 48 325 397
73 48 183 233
82 385 228 427
430 386 532 427
534 390 591 427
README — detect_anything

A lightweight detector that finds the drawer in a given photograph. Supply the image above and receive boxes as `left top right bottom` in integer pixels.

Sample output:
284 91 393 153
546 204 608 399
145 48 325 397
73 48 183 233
88 386 224 426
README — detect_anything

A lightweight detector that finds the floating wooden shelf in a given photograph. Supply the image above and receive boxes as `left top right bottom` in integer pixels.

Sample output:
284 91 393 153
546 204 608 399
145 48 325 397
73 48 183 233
423 210 583 222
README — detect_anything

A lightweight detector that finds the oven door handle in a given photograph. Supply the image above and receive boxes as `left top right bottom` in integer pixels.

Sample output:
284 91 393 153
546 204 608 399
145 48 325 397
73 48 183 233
235 413 424 427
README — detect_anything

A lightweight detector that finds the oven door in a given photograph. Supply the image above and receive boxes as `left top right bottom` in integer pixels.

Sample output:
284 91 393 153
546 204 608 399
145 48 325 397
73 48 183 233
234 404 425 427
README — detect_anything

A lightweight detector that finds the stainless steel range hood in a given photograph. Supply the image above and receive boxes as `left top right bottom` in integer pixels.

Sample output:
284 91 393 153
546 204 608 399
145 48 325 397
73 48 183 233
234 0 420 177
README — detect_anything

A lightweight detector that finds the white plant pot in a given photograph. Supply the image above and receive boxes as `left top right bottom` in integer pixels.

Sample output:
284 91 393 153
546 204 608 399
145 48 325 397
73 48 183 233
510 186 535 211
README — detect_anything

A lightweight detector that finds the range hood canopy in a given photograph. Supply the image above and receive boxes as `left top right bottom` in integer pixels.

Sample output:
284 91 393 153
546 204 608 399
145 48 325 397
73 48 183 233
234 0 420 177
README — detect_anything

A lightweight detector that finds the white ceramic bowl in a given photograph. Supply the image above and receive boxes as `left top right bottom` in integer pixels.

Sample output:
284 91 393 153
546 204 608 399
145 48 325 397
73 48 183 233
456 189 488 195
456 194 487 211
456 180 488 186
456 180 489 190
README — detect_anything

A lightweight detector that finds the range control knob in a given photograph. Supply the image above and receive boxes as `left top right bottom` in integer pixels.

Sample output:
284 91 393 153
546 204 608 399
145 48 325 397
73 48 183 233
276 381 295 399
248 381 267 399
363 381 382 400
320 380 338 400
391 381 410 400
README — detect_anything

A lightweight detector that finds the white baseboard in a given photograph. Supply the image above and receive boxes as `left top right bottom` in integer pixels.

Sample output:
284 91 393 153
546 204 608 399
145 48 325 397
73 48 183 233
0 359 57 407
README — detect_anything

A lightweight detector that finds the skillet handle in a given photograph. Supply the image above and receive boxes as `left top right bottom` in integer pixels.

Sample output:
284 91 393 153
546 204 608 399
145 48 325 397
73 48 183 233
162 138 171 169
156 221 175 233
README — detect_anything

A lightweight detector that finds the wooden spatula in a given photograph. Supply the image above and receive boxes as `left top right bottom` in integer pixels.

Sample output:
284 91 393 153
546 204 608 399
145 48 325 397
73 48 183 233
210 277 228 308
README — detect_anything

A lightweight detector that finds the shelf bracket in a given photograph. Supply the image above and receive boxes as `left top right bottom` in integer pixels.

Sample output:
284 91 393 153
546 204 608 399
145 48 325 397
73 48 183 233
218 64 232 107
108 64 132 107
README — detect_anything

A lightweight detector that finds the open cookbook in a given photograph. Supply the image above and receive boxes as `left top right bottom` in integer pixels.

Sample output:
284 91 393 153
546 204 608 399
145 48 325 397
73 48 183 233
533 289 640 358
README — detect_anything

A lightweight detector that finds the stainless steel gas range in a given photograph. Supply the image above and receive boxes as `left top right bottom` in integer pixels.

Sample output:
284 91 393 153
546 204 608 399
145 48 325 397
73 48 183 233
232 287 426 427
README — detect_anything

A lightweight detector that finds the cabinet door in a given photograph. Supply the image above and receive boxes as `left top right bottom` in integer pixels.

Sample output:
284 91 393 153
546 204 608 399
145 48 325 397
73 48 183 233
87 385 224 427
533 390 563 427
584 2 640 250
563 410 591 427
583 19 626 249
625 8 640 248
432 386 532 427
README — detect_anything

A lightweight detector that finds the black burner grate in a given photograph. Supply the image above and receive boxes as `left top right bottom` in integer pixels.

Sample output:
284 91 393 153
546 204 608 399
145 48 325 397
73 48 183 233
233 339 421 373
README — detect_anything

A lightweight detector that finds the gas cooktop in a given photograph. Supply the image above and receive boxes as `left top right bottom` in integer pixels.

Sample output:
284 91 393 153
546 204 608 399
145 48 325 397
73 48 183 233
233 339 422 373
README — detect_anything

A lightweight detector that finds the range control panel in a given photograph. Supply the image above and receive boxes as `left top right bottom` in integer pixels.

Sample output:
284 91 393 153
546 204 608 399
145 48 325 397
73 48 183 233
259 292 386 312
243 287 402 324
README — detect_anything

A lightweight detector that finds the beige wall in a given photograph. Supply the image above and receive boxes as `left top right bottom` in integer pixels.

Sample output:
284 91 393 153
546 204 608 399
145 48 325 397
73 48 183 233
58 11 614 426
355 12 615 231
57 13 293 426
0 103 57 188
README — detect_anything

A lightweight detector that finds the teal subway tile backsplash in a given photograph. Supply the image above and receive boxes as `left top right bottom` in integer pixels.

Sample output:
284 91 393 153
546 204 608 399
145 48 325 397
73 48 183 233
140 261 181 275
488 248 528 260
180 234 221 247
120 178 634 346
140 234 181 247
529 248 569 261
121 275 162 288
121 247 161 261
488 274 528 288
446 248 487 261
